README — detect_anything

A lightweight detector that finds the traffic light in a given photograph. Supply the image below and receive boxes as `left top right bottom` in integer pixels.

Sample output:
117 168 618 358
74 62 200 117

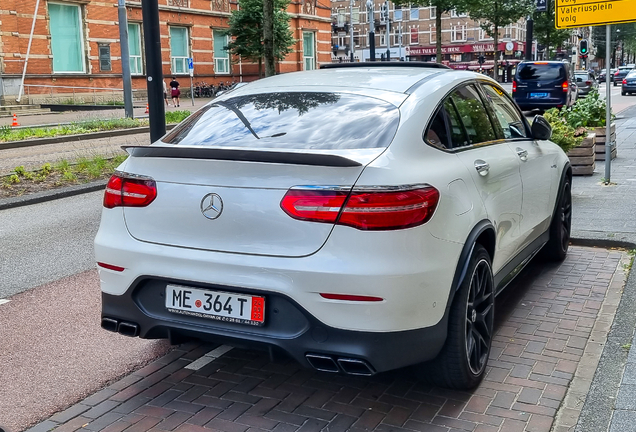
579 39 588 56
478 55 485 65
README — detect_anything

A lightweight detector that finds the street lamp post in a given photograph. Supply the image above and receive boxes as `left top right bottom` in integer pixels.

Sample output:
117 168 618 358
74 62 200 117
350 0 355 62
367 0 375 61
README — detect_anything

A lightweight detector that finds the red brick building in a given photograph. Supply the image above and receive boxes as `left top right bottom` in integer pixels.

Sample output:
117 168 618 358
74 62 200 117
0 0 331 104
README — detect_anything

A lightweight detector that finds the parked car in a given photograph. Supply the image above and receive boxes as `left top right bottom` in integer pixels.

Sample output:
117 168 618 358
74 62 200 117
95 63 572 389
512 61 577 111
621 70 636 95
613 66 633 86
575 71 599 96
598 69 607 82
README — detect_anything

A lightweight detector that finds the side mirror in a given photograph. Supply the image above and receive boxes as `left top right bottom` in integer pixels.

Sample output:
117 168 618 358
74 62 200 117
531 115 552 141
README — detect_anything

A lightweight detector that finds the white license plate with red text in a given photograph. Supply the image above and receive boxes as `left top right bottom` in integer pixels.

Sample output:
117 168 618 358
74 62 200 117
165 284 265 326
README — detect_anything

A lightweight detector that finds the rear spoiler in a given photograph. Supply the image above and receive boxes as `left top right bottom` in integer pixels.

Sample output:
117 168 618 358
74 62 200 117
122 146 362 167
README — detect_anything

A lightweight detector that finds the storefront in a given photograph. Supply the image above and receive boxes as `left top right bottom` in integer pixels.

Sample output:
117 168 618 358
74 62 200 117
405 42 524 82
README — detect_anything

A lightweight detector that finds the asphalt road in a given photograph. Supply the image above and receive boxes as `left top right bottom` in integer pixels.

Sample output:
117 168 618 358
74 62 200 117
0 190 103 298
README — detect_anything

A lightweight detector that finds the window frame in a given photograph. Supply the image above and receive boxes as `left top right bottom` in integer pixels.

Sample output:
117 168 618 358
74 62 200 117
48 2 86 74
128 22 143 75
423 80 509 152
303 31 316 71
213 31 230 75
170 26 190 75
410 27 418 44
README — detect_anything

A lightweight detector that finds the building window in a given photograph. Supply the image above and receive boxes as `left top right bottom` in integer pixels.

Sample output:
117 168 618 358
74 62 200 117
337 9 346 26
352 7 360 24
379 30 386 46
303 31 316 70
48 3 85 73
410 7 419 20
337 32 346 48
394 8 402 21
430 6 436 19
98 43 111 71
410 27 418 44
128 23 143 74
213 31 230 74
450 9 457 17
429 25 435 44
451 25 466 42
170 26 189 74
354 31 360 47
479 28 493 41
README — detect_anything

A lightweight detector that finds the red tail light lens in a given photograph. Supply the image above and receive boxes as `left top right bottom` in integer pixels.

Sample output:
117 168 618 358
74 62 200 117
512 80 517 93
281 185 440 231
623 79 627 84
104 172 157 209
562 81 569 92
586 80 592 85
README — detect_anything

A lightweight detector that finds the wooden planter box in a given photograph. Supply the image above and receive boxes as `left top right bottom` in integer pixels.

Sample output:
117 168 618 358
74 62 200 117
593 123 617 161
567 132 596 176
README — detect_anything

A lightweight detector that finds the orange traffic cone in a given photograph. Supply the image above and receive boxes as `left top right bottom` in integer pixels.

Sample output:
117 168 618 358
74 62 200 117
145 103 149 114
11 113 19 127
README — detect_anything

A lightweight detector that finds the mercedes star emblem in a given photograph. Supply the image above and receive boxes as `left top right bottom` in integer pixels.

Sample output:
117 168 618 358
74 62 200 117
200 193 223 220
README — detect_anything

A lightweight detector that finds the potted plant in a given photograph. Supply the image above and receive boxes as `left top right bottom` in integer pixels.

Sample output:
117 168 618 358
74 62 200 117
543 109 593 175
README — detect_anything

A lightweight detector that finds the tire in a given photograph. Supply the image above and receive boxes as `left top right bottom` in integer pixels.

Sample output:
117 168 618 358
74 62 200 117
419 244 495 389
622 92 626 96
541 176 572 261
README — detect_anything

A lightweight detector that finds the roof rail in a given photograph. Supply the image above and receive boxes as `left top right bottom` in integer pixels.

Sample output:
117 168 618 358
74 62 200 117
320 61 451 70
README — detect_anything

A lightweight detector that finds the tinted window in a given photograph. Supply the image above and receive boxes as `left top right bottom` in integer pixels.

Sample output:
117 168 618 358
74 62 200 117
448 85 497 145
481 84 528 139
444 99 469 147
575 73 589 81
426 107 450 149
627 71 636 78
163 92 400 150
517 63 566 81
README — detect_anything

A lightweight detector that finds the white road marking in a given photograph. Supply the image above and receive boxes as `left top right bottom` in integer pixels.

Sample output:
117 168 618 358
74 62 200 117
0 299 10 306
185 344 233 370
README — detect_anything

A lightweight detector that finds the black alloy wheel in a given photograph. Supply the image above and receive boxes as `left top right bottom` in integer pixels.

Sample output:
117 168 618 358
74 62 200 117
465 257 495 376
541 177 572 261
421 244 494 389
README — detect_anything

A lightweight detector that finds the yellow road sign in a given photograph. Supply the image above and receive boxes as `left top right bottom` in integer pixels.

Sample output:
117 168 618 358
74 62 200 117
555 0 636 29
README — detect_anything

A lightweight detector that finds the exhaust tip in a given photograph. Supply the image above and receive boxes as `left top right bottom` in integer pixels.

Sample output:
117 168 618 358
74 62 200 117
306 354 339 373
101 317 119 332
337 358 375 376
117 321 140 337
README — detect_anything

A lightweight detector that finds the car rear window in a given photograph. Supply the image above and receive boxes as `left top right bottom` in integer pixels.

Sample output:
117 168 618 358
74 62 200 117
162 92 400 150
517 63 566 81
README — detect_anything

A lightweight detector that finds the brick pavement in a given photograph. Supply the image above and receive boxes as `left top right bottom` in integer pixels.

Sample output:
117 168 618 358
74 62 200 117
28 246 626 432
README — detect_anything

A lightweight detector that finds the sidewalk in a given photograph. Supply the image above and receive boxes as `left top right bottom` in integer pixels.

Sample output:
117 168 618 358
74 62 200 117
0 98 212 128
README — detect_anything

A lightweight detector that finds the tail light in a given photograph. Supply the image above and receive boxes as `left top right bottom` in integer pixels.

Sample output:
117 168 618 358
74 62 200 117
512 80 517 93
280 185 440 231
104 172 157 208
586 80 592 85
562 81 569 92
623 79 627 84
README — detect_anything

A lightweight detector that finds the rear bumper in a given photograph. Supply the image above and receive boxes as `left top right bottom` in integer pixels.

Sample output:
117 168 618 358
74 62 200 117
622 84 636 92
514 95 568 110
101 282 448 373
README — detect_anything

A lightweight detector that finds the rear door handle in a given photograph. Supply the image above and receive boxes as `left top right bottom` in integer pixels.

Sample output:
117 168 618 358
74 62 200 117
516 148 528 162
474 160 490 176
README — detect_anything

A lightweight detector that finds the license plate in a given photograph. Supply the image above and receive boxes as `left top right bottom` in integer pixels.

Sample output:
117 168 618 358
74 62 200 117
530 92 549 99
166 284 265 326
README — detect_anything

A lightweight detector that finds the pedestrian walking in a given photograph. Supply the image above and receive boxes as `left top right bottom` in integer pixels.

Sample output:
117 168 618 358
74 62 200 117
170 77 181 107
163 80 170 107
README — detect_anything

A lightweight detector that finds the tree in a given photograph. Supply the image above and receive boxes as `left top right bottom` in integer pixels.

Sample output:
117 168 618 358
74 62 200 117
392 0 462 64
532 1 571 60
462 0 533 80
225 0 295 77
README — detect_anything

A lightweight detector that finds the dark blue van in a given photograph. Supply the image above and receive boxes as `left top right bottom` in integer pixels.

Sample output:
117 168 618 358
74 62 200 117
512 61 577 111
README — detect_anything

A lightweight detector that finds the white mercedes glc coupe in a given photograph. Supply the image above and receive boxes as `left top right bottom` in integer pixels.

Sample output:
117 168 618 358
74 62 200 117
95 63 572 389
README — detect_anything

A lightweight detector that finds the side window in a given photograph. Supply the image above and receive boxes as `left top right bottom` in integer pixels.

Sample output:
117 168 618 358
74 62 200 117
448 85 497 145
444 99 469 148
481 84 528 139
425 107 450 149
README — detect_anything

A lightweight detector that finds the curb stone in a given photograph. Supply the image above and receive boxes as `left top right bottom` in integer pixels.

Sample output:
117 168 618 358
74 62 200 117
0 180 107 211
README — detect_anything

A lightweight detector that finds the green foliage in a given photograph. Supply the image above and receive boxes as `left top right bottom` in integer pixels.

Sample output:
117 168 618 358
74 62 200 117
165 110 191 124
63 171 77 181
14 166 26 176
225 0 295 70
543 109 584 153
7 174 20 184
561 89 612 129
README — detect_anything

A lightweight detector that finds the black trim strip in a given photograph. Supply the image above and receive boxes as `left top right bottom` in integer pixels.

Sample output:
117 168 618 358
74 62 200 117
320 61 451 70
122 146 363 167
